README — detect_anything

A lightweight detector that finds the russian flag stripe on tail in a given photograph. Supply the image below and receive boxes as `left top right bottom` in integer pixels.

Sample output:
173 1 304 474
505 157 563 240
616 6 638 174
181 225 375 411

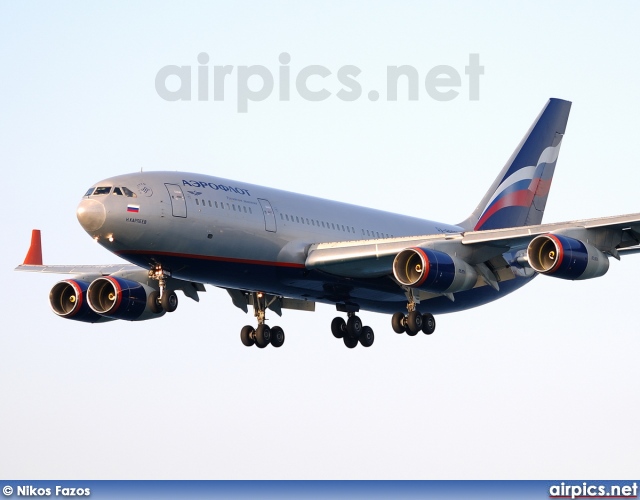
458 98 571 232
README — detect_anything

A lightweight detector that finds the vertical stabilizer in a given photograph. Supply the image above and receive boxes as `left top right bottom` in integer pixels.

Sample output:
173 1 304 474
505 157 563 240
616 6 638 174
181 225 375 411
459 98 572 231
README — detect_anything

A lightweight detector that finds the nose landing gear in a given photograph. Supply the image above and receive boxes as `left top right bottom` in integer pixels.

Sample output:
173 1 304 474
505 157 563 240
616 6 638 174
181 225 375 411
148 264 178 314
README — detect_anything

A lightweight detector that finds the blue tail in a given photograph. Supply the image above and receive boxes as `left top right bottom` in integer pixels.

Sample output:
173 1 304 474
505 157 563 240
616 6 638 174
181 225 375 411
459 98 572 231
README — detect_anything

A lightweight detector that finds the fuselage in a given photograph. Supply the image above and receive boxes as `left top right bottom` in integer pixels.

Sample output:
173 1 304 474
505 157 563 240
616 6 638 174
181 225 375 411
76 171 533 315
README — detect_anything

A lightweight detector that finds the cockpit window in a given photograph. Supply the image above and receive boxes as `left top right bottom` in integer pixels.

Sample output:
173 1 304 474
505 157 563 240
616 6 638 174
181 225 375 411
93 186 112 195
121 186 137 198
112 187 123 196
84 188 95 197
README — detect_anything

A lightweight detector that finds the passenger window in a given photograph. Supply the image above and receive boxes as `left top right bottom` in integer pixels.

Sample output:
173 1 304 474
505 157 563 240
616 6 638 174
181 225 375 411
233 205 236 211
112 187 123 196
196 199 199 206
93 186 112 195
208 200 212 207
296 216 299 223
121 186 137 197
243 206 247 213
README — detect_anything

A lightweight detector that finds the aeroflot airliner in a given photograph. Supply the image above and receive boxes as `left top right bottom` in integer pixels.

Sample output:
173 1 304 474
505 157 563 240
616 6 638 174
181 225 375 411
16 98 640 348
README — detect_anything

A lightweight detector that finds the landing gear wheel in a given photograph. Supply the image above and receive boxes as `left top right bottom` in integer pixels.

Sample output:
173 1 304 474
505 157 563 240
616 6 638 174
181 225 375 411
148 291 163 314
270 326 285 348
391 312 406 334
422 313 436 335
343 334 358 349
359 326 374 347
255 324 271 348
240 325 255 346
331 317 347 338
347 315 363 338
161 290 178 312
406 310 422 336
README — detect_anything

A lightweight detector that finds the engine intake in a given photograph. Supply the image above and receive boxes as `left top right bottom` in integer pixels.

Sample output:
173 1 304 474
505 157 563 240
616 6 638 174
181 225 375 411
49 279 111 323
392 247 478 294
527 234 609 280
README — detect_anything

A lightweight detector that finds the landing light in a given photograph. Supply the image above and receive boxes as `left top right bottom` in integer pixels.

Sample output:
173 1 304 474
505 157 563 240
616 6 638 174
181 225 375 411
108 235 114 243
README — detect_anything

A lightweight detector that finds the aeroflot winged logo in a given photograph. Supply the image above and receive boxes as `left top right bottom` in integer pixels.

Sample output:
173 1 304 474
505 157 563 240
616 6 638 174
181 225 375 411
182 180 251 196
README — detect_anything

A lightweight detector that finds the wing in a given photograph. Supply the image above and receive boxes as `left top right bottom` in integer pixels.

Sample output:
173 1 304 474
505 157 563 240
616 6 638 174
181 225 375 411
305 212 640 282
15 229 206 303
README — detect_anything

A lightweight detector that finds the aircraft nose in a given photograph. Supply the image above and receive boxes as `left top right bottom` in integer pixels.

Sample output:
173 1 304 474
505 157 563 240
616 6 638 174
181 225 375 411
76 198 106 232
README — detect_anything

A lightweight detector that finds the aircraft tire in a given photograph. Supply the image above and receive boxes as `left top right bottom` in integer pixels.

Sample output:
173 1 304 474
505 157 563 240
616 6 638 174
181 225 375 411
255 324 271 348
161 290 178 312
241 325 255 346
422 313 436 335
343 334 358 349
406 311 422 336
331 317 346 338
391 312 405 334
347 315 363 339
270 326 285 347
359 326 374 347
148 291 163 314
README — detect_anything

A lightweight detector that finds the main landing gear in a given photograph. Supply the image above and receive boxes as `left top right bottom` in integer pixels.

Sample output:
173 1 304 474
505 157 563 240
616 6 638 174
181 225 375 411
240 292 285 349
148 264 179 314
331 305 374 349
391 290 436 336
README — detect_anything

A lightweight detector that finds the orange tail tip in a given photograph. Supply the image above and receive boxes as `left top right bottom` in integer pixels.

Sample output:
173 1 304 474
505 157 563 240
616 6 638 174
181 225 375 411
23 229 43 265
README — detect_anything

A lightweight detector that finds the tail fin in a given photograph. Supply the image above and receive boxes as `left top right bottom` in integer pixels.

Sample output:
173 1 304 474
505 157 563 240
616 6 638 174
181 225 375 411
459 98 572 231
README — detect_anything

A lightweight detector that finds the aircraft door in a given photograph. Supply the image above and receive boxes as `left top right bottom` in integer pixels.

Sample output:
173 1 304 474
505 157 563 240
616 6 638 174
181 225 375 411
258 198 277 232
165 184 187 218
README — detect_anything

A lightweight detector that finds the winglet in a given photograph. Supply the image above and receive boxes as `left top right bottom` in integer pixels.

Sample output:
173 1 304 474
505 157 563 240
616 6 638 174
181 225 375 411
23 229 43 265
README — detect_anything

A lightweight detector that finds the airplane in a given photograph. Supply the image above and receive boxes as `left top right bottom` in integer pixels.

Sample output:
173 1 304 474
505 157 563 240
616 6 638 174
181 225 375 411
15 98 640 349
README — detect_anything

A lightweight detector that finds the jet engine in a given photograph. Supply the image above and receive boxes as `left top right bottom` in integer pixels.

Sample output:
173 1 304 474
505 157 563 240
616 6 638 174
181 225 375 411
49 279 113 323
526 234 609 280
392 247 478 293
87 276 165 321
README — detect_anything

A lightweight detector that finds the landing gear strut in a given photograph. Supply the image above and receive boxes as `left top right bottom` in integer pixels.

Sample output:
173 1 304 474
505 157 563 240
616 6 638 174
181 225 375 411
391 289 436 336
331 305 374 348
148 263 178 313
240 292 285 348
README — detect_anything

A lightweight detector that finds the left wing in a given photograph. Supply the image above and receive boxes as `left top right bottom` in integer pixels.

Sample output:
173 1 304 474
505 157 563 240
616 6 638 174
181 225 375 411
305 213 640 284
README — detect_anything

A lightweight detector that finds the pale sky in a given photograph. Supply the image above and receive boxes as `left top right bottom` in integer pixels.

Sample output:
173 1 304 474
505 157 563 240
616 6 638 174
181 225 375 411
1 1 639 479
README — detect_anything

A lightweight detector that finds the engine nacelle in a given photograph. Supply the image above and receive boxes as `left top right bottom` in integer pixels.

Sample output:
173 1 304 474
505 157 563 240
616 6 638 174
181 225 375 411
527 234 609 280
87 276 165 321
392 247 478 293
49 279 113 323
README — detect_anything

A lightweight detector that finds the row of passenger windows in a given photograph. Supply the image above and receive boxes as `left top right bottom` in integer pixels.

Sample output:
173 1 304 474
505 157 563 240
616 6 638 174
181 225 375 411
279 212 393 239
195 196 392 239
195 197 253 214
84 186 137 197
